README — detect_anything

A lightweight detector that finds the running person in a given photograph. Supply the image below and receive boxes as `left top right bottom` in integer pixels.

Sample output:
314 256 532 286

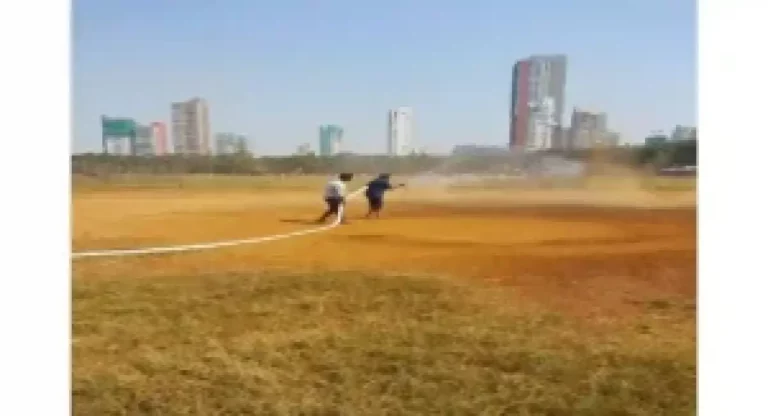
316 173 353 224
364 174 404 219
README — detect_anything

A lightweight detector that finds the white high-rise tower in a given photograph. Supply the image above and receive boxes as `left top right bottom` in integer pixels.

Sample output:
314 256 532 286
387 107 413 156
171 97 211 155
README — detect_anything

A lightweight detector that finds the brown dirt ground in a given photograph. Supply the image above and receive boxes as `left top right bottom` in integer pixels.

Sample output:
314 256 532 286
72 186 696 320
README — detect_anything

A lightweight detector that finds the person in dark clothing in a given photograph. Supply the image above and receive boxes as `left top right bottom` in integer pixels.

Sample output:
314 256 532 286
364 174 404 219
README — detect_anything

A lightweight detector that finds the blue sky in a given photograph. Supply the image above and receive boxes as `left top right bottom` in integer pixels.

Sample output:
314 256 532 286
73 0 696 155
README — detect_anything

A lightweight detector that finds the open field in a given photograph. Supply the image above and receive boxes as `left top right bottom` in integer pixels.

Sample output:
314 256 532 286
72 175 697 415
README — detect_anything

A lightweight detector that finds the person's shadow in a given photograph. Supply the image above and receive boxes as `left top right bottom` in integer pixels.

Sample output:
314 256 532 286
280 216 370 225
279 218 316 225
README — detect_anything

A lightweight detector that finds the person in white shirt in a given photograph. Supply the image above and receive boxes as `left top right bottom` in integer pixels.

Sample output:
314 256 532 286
316 173 353 224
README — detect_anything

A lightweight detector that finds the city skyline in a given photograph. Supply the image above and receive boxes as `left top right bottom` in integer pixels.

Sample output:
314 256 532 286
95 95 693 157
73 1 695 155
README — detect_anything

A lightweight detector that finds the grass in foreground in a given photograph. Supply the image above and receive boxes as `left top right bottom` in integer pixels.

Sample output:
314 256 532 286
73 272 695 415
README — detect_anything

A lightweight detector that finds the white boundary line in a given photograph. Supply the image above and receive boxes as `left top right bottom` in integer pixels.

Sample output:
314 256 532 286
71 186 367 260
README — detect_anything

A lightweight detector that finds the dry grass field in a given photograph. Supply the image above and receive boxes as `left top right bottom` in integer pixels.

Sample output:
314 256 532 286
72 175 697 415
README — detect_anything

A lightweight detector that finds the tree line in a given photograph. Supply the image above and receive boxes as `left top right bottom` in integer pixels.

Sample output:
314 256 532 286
72 153 446 176
72 140 696 176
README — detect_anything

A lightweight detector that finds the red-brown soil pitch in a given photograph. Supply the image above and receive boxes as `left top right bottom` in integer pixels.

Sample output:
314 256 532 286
72 186 696 320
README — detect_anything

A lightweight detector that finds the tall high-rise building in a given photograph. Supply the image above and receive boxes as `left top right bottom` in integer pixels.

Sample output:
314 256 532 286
319 125 343 156
509 54 567 151
171 97 211 155
150 122 169 155
387 107 413 156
